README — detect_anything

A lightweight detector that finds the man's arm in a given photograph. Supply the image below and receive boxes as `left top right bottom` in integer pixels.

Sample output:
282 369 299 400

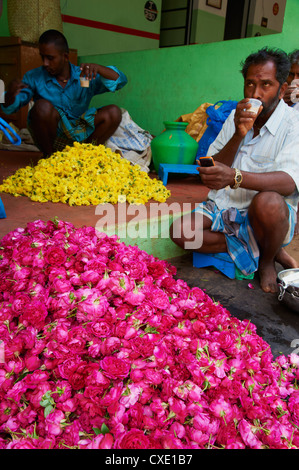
199 163 296 196
239 170 295 196
79 63 120 81
78 63 127 94
1 78 32 114
198 99 299 196
211 98 262 167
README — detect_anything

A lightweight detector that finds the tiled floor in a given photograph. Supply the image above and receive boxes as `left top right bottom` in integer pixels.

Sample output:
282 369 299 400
1 149 299 358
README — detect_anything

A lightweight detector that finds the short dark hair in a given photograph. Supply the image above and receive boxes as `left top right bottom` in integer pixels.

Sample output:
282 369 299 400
38 29 69 53
289 49 299 66
240 47 290 85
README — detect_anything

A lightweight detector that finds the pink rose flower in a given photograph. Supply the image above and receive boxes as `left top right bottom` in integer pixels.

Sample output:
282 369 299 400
288 391 299 425
148 289 170 310
100 356 131 380
45 410 65 436
44 246 67 266
119 383 143 407
85 433 114 449
11 292 31 315
76 290 110 321
124 289 146 306
57 356 82 379
80 270 101 285
51 278 73 293
24 354 42 371
13 266 32 281
238 419 264 449
1 219 299 449
100 336 122 356
6 438 38 449
21 300 48 329
115 429 151 449
68 361 89 390
87 320 112 338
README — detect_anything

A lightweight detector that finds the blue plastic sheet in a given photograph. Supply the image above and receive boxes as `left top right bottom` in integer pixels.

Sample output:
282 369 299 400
196 100 238 159
0 117 21 219
0 197 6 219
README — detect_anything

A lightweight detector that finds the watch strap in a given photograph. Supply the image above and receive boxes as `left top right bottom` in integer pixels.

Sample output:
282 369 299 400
232 168 242 189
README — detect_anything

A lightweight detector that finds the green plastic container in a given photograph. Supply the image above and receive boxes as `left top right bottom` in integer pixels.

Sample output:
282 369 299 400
151 121 198 173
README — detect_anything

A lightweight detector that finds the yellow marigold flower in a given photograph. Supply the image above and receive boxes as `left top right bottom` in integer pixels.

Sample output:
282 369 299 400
0 142 170 206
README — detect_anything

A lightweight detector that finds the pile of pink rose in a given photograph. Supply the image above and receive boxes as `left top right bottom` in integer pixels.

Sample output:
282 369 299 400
0 218 299 449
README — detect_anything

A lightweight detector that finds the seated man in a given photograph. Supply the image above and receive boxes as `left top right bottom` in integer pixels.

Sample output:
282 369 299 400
170 47 299 293
284 50 299 234
1 29 127 157
284 49 299 107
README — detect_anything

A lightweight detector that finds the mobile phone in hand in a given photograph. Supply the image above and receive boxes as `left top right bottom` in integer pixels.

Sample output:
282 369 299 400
198 156 215 167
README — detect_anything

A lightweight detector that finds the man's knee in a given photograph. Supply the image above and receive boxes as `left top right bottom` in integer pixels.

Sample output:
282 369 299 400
30 99 59 122
170 211 208 250
96 105 122 127
109 105 122 125
249 191 289 224
170 217 182 243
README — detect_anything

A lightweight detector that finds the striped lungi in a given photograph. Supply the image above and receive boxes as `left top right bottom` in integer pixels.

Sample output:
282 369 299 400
194 200 296 276
28 106 97 152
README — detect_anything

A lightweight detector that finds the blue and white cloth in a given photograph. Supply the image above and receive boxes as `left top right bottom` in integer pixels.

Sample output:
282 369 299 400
105 109 152 154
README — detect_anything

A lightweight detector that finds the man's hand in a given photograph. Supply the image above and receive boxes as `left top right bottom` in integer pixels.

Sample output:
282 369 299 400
234 98 262 137
284 86 294 106
79 63 119 81
197 160 235 190
284 84 299 106
3 79 28 107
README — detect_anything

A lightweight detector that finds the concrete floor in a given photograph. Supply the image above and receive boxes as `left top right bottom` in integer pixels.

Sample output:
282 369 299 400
1 149 299 358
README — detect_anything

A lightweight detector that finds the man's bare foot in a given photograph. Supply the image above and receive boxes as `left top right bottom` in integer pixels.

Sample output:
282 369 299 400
275 248 299 269
258 260 278 293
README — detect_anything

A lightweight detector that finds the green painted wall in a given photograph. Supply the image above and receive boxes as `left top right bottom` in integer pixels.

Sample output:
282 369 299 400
1 0 298 138
0 0 162 54
61 0 162 55
0 0 9 36
80 0 299 136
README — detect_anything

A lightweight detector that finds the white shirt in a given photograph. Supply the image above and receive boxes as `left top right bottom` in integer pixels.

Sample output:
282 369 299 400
207 99 299 212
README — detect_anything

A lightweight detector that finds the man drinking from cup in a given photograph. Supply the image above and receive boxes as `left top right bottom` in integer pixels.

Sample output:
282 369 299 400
171 47 299 294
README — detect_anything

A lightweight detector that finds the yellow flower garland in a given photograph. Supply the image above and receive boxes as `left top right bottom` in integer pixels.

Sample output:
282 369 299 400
0 143 171 206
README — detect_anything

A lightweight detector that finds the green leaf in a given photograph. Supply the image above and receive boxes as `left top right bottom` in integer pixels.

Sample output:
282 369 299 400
101 424 110 435
92 424 110 435
44 405 54 417
40 399 50 407
93 427 102 435
14 370 30 384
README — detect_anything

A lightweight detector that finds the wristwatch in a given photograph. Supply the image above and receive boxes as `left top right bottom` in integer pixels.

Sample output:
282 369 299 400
232 168 242 189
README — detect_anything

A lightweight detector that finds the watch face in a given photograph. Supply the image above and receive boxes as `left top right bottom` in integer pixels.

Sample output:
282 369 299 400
236 174 242 183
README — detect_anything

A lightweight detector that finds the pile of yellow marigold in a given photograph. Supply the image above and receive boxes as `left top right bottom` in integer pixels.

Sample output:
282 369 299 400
0 143 170 205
